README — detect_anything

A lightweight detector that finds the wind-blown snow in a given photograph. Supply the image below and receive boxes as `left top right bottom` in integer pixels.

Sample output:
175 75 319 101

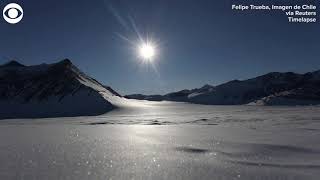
0 103 319 179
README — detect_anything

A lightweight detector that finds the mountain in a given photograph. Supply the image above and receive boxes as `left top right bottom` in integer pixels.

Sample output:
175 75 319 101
125 71 320 106
0 59 122 119
251 70 320 105
125 94 164 101
0 60 25 68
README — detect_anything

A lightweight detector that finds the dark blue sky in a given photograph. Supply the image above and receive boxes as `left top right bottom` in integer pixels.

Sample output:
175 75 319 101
0 0 319 95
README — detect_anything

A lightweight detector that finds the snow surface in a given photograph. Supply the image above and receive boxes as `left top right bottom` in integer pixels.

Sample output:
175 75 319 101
0 102 320 179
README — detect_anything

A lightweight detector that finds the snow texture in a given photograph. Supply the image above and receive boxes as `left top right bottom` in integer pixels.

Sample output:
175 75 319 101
0 103 319 179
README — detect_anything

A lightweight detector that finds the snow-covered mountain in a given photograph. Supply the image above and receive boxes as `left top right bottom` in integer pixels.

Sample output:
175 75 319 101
0 59 122 119
126 71 320 106
251 70 320 105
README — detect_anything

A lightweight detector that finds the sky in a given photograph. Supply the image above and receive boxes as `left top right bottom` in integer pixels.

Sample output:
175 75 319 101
0 0 319 95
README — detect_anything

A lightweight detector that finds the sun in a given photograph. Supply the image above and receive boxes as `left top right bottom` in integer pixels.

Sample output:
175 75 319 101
139 43 155 61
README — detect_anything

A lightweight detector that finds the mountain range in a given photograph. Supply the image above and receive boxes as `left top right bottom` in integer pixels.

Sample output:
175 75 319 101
126 71 320 106
1 59 320 119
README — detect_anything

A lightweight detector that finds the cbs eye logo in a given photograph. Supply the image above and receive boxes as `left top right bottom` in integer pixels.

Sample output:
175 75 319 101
3 3 23 24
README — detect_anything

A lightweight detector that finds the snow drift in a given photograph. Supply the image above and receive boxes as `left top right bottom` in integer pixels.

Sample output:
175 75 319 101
0 59 122 119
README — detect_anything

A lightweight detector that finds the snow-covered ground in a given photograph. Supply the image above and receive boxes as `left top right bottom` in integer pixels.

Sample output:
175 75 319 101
0 102 320 179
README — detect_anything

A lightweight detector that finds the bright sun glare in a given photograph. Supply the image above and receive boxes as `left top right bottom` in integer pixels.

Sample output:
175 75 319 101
139 43 155 61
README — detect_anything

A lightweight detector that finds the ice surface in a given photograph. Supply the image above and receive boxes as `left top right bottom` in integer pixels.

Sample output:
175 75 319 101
0 103 320 179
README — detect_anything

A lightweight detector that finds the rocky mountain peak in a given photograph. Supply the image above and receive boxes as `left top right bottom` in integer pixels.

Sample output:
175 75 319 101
1 60 25 68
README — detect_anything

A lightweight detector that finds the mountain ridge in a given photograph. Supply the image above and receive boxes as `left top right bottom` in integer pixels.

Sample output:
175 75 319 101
0 59 122 119
125 70 320 105
0 60 26 68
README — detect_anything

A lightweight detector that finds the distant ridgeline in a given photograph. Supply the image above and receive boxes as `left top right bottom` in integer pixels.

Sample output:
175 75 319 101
126 70 320 106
